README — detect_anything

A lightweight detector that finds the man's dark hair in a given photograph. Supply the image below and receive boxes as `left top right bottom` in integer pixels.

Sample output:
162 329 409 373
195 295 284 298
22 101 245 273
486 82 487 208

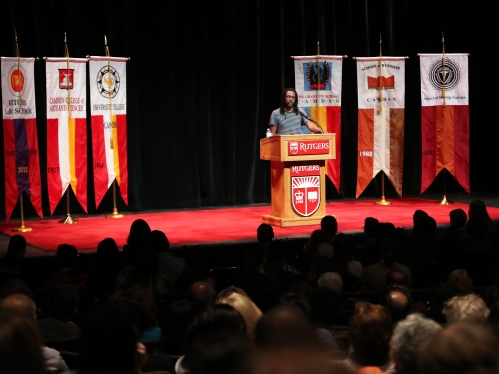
450 209 467 228
6 235 27 257
364 217 379 238
257 224 274 243
150 230 170 252
56 244 78 268
279 88 299 115
320 215 338 238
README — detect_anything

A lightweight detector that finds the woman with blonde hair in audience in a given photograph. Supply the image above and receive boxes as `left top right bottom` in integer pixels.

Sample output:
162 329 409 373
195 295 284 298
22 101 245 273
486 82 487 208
216 292 262 340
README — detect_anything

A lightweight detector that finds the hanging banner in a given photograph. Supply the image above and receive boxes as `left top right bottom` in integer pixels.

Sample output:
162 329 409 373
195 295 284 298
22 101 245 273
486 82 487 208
89 56 128 208
294 55 343 193
419 53 469 193
46 57 88 214
1 57 43 221
355 57 405 198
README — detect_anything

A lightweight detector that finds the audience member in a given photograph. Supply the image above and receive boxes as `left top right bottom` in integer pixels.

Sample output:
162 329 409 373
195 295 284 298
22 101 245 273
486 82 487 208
379 287 413 325
87 237 121 302
160 299 200 356
359 237 412 292
421 282 451 324
318 272 343 295
0 311 46 374
116 250 169 298
1 294 69 373
0 234 27 285
356 217 380 268
175 247 213 295
122 218 152 267
215 286 247 302
0 278 32 298
419 321 499 374
321 215 338 243
109 284 161 341
255 304 325 351
344 304 394 372
442 294 489 323
151 229 185 282
235 245 281 312
446 269 474 297
38 280 80 341
53 244 88 289
216 292 262 340
189 280 215 310
178 304 247 374
390 313 441 374
330 234 362 291
79 302 147 374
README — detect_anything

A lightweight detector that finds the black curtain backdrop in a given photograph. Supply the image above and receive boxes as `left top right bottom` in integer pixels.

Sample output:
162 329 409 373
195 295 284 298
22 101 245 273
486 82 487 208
0 0 495 220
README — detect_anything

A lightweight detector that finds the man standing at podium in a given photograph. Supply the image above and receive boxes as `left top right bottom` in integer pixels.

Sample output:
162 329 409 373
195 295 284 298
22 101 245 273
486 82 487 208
269 88 323 135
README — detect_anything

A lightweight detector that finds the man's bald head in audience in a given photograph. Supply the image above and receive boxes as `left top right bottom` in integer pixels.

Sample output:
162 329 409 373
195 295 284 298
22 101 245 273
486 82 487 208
0 294 36 320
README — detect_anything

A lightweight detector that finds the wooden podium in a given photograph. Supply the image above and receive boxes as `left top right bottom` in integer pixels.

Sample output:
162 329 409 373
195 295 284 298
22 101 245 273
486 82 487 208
260 134 336 227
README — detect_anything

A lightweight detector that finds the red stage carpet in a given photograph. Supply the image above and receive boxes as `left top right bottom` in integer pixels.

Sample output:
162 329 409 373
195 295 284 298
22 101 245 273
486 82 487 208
2 198 499 254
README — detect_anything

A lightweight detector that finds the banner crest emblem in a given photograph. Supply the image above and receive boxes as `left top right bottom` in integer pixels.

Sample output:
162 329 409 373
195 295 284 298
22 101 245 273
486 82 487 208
59 69 75 89
8 66 26 96
305 61 331 90
97 65 120 98
292 176 320 217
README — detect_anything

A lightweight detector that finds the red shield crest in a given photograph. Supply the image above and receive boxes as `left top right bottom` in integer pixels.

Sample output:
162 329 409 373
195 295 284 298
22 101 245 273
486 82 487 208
292 176 320 217
59 69 75 89
289 142 298 155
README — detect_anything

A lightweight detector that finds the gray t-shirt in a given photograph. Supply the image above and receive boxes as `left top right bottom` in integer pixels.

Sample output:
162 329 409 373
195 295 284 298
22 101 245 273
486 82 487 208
269 108 310 135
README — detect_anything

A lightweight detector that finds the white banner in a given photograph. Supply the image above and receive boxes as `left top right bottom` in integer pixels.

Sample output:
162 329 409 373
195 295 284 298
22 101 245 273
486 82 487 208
356 57 405 109
1 57 36 119
294 55 343 107
420 53 469 106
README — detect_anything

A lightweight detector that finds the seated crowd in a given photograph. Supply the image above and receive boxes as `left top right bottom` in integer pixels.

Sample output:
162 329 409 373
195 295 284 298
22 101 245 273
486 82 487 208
1 199 499 374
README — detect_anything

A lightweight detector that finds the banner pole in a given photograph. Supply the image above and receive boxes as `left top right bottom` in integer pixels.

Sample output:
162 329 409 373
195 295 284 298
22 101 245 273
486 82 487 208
316 35 320 111
375 172 392 206
11 30 34 232
437 170 453 205
436 32 453 205
374 35 391 206
12 194 33 233
59 32 78 224
441 32 446 108
104 36 124 219
379 34 383 113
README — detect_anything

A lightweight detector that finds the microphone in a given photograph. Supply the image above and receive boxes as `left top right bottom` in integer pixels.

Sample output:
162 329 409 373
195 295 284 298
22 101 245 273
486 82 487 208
298 111 325 134
298 111 314 121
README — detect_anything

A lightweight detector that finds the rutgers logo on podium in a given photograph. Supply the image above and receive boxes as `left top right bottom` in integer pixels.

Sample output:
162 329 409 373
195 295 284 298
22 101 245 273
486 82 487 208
292 176 320 217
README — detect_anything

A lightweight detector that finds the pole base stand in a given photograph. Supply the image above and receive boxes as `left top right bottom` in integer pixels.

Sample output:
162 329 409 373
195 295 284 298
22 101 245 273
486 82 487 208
374 196 392 205
59 214 78 224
